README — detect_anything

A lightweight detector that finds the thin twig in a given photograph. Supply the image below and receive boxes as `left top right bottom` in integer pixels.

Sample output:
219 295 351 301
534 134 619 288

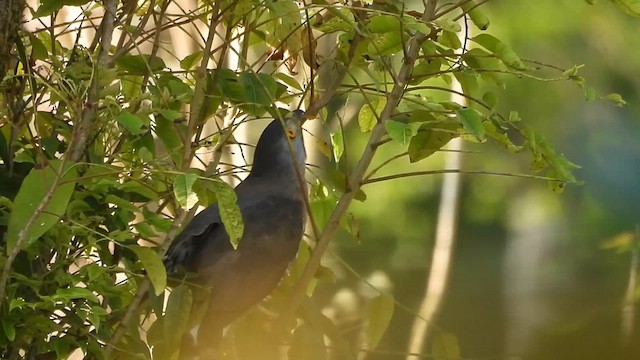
363 169 562 185
68 0 117 162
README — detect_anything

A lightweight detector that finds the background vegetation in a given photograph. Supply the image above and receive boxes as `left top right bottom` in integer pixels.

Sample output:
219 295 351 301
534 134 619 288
0 0 637 359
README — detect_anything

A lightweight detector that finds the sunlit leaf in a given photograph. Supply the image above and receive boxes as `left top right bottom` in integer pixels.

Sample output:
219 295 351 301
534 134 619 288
173 173 199 210
310 185 338 229
408 122 458 162
239 72 280 116
368 31 404 55
116 54 166 75
456 108 485 141
433 19 461 32
160 285 193 359
385 120 421 147
365 293 394 350
472 34 529 71
212 179 244 248
601 232 635 251
367 15 401 33
358 98 386 132
6 160 77 251
180 51 203 70
53 287 99 303
274 72 303 91
602 92 627 106
34 0 91 17
432 332 461 360
437 30 462 49
611 0 640 16
461 1 490 30
105 194 139 213
330 129 344 162
131 246 167 296
116 111 146 135
314 7 355 33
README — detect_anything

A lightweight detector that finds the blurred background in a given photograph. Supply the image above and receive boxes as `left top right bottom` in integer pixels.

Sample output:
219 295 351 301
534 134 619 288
318 1 640 359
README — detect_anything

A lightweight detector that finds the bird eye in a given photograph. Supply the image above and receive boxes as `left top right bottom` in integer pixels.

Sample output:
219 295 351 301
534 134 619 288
286 128 296 139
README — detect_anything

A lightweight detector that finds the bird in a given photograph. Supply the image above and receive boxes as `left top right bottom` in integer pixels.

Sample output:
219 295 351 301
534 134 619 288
162 110 308 352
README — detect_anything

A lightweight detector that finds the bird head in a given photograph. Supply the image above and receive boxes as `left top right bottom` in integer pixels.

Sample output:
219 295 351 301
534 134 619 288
249 110 306 179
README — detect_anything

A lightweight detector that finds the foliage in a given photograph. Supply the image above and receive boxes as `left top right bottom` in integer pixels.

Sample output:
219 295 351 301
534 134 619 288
0 0 628 359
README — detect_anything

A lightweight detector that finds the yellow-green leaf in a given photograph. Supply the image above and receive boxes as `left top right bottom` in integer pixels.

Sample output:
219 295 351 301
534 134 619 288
432 332 461 360
212 179 244 248
330 129 344 162
162 285 193 358
131 246 167 296
365 293 394 350
472 34 529 71
456 108 485 141
173 173 199 210
602 93 627 107
6 160 77 252
358 99 386 132
461 1 490 30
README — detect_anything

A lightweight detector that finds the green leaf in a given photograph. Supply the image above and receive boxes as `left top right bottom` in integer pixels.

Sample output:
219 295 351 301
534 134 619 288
173 173 199 210
29 34 48 60
368 32 404 55
330 129 344 162
437 30 462 49
385 120 421 147
611 0 640 16
116 111 146 135
367 15 401 33
408 122 458 162
53 287 99 303
461 1 490 30
116 54 166 75
238 72 282 116
463 48 506 87
163 285 193 357
105 194 139 213
358 98 386 132
365 293 394 350
602 92 627 106
6 160 77 252
432 332 461 360
154 114 184 168
472 34 529 71
34 0 91 17
274 72 303 91
433 19 461 32
2 321 16 341
131 246 167 296
456 108 485 141
180 51 203 70
212 179 244 248
310 186 338 230
314 7 355 33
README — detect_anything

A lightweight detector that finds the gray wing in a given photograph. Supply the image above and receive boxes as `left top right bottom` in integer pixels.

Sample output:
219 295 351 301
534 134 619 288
163 204 232 276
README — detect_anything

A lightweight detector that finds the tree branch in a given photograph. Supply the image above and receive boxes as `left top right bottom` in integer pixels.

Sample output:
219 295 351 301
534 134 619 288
277 0 441 332
68 0 117 162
